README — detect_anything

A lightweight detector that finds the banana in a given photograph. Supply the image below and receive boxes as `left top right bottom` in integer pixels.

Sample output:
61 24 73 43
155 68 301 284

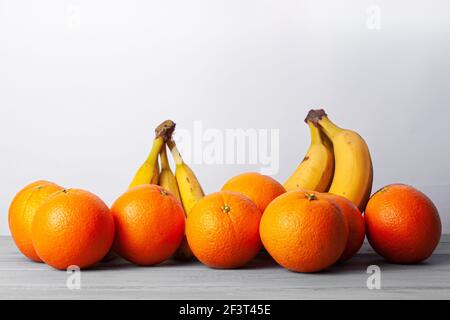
167 139 205 214
284 120 334 192
151 159 160 185
159 144 181 202
159 143 191 260
309 109 373 211
129 120 175 189
167 139 205 261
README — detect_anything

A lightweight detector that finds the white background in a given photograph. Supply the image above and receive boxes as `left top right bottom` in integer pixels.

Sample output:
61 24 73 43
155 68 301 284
1 0 449 235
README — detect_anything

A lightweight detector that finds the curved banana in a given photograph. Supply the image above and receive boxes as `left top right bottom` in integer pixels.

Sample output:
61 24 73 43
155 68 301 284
284 120 334 192
159 144 181 202
310 109 373 211
151 159 160 185
167 139 205 214
167 139 205 261
129 120 175 189
159 143 191 260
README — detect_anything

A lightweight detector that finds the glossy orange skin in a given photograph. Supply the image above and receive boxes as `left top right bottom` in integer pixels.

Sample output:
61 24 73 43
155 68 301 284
111 184 185 266
260 191 348 273
9 180 63 262
365 184 441 264
186 191 262 269
32 189 115 270
321 193 365 262
221 172 286 213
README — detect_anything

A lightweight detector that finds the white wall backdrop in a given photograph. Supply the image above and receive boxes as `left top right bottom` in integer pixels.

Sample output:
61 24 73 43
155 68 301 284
1 0 450 235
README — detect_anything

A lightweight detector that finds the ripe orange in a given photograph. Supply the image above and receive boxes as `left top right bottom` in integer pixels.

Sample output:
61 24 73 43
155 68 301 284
260 191 348 273
221 172 286 213
111 184 185 266
32 189 115 270
186 191 262 269
365 184 441 263
321 193 365 262
8 180 63 262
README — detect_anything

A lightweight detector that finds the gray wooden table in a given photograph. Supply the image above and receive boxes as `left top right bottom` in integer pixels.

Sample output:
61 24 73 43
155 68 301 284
1 235 449 300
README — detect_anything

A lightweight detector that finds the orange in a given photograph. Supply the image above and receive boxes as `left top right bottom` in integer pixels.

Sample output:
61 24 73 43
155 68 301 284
186 191 262 268
321 193 365 262
221 172 286 213
32 189 115 270
111 184 185 266
365 184 441 264
8 180 63 262
260 191 348 273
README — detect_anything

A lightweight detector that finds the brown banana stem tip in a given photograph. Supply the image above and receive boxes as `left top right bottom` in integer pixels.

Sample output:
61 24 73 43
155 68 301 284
155 120 176 141
305 109 327 127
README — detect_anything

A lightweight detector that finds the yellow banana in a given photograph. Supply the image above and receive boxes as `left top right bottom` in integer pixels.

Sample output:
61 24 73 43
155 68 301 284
167 139 205 214
151 159 160 185
311 109 373 211
167 139 204 261
159 144 181 202
284 120 334 192
129 120 175 189
159 143 191 260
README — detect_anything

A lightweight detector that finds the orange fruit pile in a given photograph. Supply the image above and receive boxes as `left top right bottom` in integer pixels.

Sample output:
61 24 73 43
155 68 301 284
7 178 442 273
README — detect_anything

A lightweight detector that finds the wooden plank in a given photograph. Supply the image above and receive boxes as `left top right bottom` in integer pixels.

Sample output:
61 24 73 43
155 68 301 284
0 236 449 300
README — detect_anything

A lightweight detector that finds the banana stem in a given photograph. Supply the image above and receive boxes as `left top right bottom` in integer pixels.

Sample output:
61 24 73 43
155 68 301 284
144 119 176 165
305 109 341 140
144 137 164 164
318 116 342 139
307 121 324 145
167 140 184 166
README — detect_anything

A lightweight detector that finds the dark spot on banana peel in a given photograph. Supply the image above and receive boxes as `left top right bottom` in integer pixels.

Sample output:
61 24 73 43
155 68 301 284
186 177 190 183
302 156 310 163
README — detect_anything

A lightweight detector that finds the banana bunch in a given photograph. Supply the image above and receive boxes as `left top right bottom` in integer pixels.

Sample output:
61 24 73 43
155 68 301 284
129 120 204 261
284 109 373 211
